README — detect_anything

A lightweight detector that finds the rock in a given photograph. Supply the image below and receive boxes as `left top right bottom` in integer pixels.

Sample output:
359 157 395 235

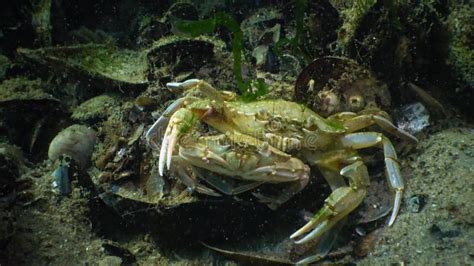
407 194 427 213
98 256 122 266
394 102 430 135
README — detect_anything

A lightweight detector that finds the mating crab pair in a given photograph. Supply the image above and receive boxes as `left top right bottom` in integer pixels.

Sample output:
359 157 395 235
145 79 417 263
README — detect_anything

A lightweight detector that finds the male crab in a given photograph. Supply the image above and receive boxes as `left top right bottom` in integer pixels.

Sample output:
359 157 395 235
145 79 418 263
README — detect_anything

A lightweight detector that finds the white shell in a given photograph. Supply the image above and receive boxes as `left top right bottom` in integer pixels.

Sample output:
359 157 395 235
48 125 97 168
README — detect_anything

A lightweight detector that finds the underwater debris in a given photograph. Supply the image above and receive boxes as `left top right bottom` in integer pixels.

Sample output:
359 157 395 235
0 210 15 250
354 228 384 257
67 27 116 46
101 241 136 265
250 25 281 73
241 7 283 49
0 78 65 158
71 94 120 122
0 143 27 197
0 54 10 79
134 95 158 111
136 17 169 48
272 0 340 64
429 224 461 240
407 194 427 213
295 56 391 116
334 0 377 54
51 155 72 196
48 125 97 169
164 1 199 22
17 44 149 86
31 0 52 46
407 83 446 117
394 102 430 135
147 35 223 81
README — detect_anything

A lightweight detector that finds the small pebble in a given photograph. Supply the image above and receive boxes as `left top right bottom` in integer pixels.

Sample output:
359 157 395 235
408 194 426 213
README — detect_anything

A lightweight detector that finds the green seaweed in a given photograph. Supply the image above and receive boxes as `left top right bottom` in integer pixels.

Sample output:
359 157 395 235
272 0 312 63
173 12 267 101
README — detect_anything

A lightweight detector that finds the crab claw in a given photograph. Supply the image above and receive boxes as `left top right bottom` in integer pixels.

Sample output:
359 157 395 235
158 108 196 176
290 161 368 244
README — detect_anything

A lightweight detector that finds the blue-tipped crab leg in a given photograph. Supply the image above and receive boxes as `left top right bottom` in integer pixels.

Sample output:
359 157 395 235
290 160 369 243
339 132 404 226
291 131 406 249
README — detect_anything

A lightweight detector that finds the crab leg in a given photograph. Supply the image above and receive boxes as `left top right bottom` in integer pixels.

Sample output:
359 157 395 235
292 150 364 264
145 97 186 150
167 79 235 103
192 167 264 195
252 172 309 209
290 160 369 243
167 79 202 91
172 159 221 197
340 132 404 226
341 113 419 144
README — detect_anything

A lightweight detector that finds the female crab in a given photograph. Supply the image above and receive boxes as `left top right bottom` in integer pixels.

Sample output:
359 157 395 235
145 79 418 263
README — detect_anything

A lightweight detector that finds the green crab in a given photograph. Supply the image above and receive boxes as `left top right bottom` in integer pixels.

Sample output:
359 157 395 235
145 79 417 263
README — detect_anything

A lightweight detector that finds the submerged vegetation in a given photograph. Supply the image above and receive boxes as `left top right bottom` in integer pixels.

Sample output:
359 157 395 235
173 12 268 101
273 0 313 62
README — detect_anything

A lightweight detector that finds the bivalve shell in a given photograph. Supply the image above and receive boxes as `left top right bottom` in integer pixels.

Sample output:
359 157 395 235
48 125 97 169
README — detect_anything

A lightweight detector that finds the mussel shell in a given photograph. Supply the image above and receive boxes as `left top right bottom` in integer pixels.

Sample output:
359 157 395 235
295 56 391 116
146 36 221 81
165 2 199 21
48 125 97 169
0 78 66 160
17 44 149 86
0 143 27 197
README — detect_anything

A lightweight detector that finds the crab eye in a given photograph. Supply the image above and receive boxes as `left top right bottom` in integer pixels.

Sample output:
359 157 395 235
348 95 364 111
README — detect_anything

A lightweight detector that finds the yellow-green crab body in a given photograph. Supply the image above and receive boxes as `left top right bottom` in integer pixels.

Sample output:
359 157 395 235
145 79 418 264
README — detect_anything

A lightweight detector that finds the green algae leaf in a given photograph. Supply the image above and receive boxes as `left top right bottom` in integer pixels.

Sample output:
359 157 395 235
172 12 267 101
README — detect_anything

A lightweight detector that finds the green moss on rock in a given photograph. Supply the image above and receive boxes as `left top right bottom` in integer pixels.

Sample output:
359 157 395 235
71 94 120 121
447 6 474 88
0 78 58 102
